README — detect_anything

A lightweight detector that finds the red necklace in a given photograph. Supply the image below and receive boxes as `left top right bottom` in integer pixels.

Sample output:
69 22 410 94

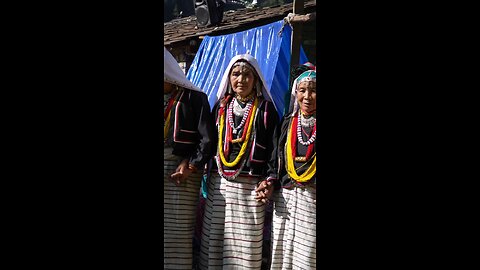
164 90 178 121
290 113 316 162
222 97 256 158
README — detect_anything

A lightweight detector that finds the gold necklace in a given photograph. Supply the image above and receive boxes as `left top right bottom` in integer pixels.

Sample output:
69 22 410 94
235 92 254 103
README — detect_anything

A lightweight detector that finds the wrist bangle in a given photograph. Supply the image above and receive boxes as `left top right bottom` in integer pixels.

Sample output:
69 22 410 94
259 178 273 186
188 163 197 173
265 177 276 184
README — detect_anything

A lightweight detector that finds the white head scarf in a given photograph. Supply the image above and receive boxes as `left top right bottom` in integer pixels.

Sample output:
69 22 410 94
215 54 278 113
288 70 317 116
164 47 202 92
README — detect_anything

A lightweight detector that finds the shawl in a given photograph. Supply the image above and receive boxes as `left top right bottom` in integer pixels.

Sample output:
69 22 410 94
214 53 278 113
164 47 202 92
288 70 317 116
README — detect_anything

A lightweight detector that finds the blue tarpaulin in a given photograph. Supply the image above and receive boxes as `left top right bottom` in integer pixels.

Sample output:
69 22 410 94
186 20 308 119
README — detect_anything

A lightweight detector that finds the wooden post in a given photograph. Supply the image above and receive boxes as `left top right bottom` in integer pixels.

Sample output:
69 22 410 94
284 0 305 116
290 0 304 68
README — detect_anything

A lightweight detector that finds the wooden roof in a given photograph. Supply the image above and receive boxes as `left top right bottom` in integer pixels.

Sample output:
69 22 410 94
164 0 316 46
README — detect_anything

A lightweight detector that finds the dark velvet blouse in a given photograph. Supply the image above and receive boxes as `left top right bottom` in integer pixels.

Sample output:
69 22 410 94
164 88 215 170
277 114 317 189
211 95 279 181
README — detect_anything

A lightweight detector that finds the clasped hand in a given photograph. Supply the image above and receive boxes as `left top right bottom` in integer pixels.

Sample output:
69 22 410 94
255 180 273 204
170 159 193 186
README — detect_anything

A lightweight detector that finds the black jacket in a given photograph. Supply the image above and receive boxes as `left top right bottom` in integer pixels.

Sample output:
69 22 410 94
277 114 317 189
165 88 215 169
212 95 279 181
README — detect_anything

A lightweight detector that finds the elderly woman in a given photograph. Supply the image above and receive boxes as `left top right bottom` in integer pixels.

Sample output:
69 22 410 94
163 47 214 270
199 54 279 270
270 69 317 270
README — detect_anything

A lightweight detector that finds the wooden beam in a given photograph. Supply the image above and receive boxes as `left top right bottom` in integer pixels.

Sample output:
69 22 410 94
289 12 316 23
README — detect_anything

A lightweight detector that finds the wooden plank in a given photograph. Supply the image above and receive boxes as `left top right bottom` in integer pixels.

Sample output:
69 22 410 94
289 12 316 22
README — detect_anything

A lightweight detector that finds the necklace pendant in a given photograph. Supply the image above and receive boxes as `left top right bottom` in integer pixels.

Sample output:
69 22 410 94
231 137 244 144
295 156 307 162
233 129 238 135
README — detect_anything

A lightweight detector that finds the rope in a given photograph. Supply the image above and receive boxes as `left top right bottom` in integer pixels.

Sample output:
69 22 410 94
278 12 295 37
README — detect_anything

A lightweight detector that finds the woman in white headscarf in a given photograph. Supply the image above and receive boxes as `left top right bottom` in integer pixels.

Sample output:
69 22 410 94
270 68 317 270
163 47 214 270
199 54 280 270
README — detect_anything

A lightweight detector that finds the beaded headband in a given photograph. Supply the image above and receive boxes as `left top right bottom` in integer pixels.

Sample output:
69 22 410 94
232 61 255 71
303 62 316 71
296 70 316 86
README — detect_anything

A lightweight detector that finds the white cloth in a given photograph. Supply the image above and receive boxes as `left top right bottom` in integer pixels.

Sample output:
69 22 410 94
164 47 203 92
271 187 316 269
274 69 317 269
199 175 266 269
214 53 279 114
288 75 301 117
163 147 202 270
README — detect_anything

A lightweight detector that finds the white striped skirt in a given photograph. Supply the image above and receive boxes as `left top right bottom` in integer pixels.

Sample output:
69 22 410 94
164 150 202 270
199 174 266 270
271 187 316 270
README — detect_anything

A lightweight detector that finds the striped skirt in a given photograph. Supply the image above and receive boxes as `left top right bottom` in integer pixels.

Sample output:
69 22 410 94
199 174 266 270
271 187 316 270
164 149 202 270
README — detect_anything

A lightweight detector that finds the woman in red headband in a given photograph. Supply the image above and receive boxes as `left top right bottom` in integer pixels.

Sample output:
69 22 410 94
270 69 317 270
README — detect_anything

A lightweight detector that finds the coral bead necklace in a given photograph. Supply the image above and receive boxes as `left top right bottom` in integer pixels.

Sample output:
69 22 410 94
228 97 254 135
297 111 316 146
